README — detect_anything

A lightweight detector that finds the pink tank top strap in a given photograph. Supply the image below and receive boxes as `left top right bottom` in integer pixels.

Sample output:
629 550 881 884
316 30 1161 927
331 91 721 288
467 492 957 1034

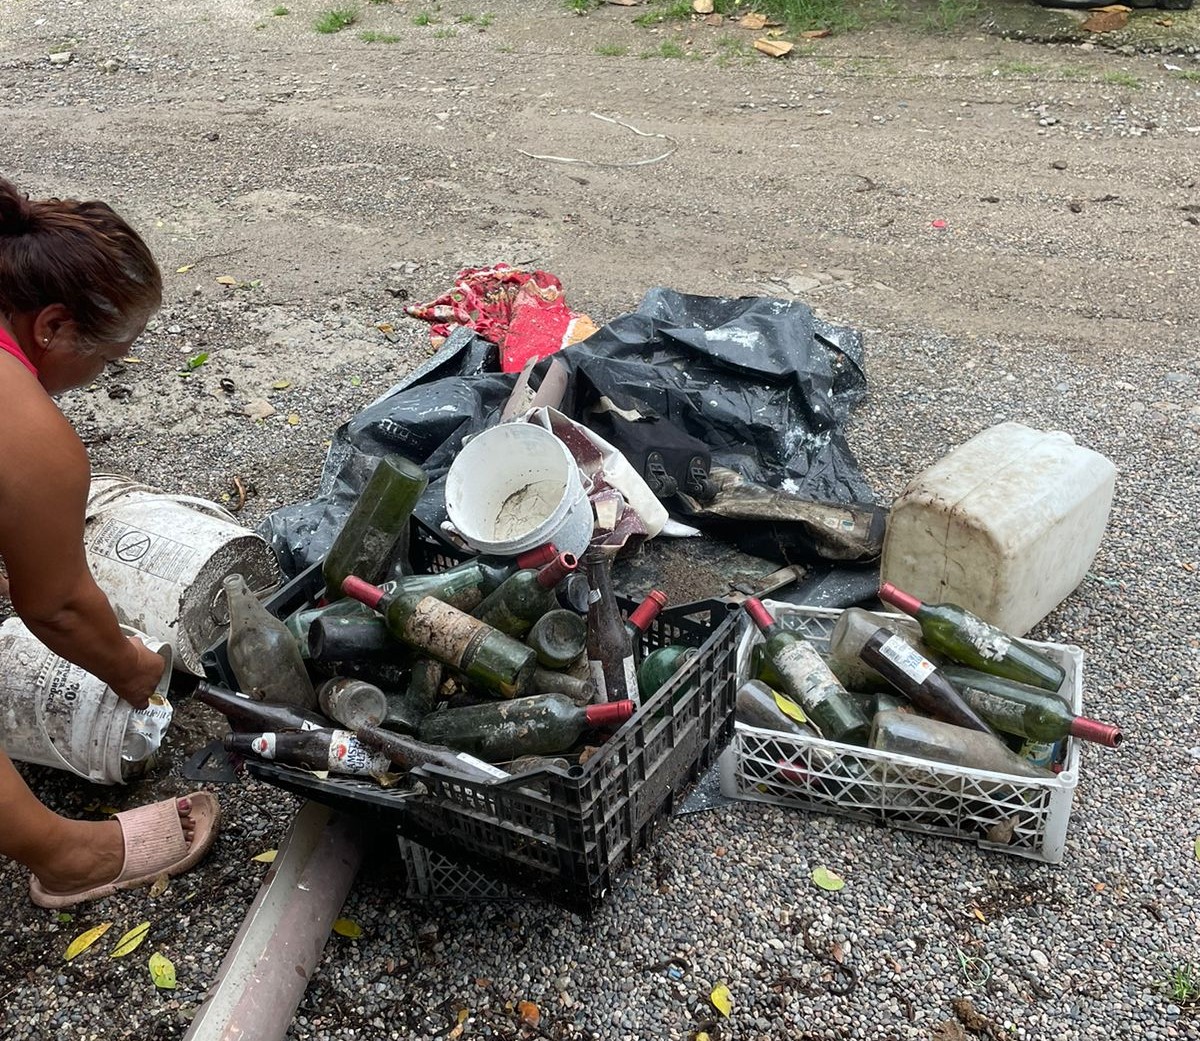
0 327 37 375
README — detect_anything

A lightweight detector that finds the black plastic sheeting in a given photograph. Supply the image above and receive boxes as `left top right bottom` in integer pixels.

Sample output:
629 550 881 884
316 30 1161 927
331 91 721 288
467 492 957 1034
260 289 878 578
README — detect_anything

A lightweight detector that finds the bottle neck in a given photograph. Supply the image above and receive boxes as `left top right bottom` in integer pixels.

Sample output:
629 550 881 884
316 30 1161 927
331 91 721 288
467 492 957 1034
516 542 558 570
535 552 578 590
584 548 616 601
878 582 923 616
342 575 386 610
1068 716 1123 748
627 590 669 634
585 700 636 729
742 597 780 638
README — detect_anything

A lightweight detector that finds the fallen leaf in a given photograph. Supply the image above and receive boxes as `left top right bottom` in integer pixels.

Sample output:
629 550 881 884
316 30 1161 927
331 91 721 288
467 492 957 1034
1157 17 1174 25
65 922 113 961
739 12 767 28
1195 836 1200 862
696 1034 711 1041
56 912 74 924
215 275 239 286
1094 882 1107 892
148 873 170 899
811 866 845 892
272 379 291 390
148 951 177 989
709 982 733 1016
176 264 193 274
350 375 362 387
243 398 276 421
692 0 713 11
518 1000 541 1025
831 941 845 963
457 1009 470 1024
448 1026 464 1040
753 37 792 57
287 413 301 425
800 27 831 37
252 849 278 863
971 907 987 923
186 352 209 370
332 918 363 938
1081 8 1128 31
772 691 807 724
376 323 395 334
111 922 151 958
120 356 142 364
704 12 723 25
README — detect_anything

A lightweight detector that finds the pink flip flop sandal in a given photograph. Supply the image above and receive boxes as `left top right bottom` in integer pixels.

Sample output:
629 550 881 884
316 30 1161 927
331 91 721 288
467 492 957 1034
29 791 221 910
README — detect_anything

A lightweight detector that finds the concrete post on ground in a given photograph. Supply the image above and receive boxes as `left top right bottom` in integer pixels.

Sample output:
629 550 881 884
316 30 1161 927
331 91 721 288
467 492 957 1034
183 801 367 1041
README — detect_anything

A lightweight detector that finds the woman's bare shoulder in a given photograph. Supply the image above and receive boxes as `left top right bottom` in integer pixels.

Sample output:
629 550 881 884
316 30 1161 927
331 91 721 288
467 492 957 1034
0 363 89 500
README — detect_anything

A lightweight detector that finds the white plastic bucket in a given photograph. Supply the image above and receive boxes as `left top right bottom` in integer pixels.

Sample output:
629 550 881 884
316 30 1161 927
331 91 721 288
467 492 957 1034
0 619 174 785
444 425 594 559
84 474 283 674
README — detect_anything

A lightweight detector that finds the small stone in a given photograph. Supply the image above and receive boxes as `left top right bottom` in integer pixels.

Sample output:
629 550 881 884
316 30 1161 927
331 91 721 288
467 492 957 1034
980 195 1000 203
1068 201 1084 213
784 275 821 294
1031 949 1050 969
107 384 132 400
1051 160 1068 170
167 324 183 334
49 51 73 65
204 131 220 142
98 58 120 74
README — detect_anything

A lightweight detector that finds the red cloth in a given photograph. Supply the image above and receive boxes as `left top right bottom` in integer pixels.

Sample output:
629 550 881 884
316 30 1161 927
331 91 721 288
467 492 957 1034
0 327 36 375
405 264 596 373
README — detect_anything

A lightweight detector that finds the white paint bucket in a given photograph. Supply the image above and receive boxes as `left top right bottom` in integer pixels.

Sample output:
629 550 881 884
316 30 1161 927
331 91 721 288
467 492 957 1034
84 474 283 674
0 619 174 785
444 424 594 559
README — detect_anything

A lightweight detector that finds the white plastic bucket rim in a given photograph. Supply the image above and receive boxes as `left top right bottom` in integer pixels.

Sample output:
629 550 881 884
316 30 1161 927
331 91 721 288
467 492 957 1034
444 424 594 559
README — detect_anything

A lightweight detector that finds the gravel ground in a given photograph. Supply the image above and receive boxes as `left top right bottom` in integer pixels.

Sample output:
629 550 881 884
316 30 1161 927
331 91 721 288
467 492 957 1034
1 0 1199 1039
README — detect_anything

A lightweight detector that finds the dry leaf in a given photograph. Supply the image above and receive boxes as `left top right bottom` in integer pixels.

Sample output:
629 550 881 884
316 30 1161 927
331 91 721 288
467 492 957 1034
271 379 291 390
971 907 987 923
1194 836 1200 862
709 983 733 1016
448 1026 464 1040
176 264 193 274
215 275 239 286
692 0 713 11
518 1000 540 1025
457 1009 470 1024
332 918 363 938
985 815 1018 845
287 413 301 425
739 12 767 28
753 38 793 57
704 12 723 25
1081 8 1128 31
1094 882 1107 892
800 27 831 38
831 942 845 963
376 323 395 334
110 922 151 958
811 866 845 891
1156 17 1174 25
148 873 170 899
65 923 113 961
148 951 177 989
251 850 278 863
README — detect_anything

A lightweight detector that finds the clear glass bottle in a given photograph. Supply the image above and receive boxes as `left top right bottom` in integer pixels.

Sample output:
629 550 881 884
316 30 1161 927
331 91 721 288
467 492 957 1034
870 710 1053 778
224 573 316 710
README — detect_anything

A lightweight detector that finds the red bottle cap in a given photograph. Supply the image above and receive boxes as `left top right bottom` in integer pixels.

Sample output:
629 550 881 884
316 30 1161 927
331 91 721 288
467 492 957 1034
517 543 558 569
742 597 776 632
628 590 669 633
1068 716 1123 748
535 552 578 590
342 575 385 610
585 699 636 729
878 582 922 615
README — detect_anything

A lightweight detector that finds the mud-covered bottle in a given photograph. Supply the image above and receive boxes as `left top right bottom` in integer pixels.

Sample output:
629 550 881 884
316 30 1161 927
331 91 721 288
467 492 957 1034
473 553 579 636
381 657 443 735
878 583 1066 692
307 615 398 662
584 546 638 705
743 598 870 746
870 710 1053 778
418 693 635 761
355 724 509 783
316 677 389 730
322 454 429 592
529 666 596 705
342 576 535 698
193 679 332 732
526 610 588 669
224 729 392 778
224 573 317 710
734 679 812 736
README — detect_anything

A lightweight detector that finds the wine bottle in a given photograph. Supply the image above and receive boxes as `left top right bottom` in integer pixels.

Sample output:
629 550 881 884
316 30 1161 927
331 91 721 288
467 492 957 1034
742 598 870 746
224 573 317 710
342 577 535 698
381 658 443 735
857 627 994 734
939 665 1121 747
529 666 596 705
306 615 399 662
193 679 333 732
224 729 393 778
636 645 696 705
418 693 635 761
735 679 812 736
870 710 1053 778
584 546 638 705
526 610 588 669
825 607 934 693
316 677 389 730
625 590 669 642
354 724 509 784
285 597 374 656
322 455 429 592
473 553 579 636
380 544 559 618
878 583 1066 692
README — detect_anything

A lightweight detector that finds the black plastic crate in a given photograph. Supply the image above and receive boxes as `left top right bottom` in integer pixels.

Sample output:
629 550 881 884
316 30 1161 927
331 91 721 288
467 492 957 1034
201 525 741 916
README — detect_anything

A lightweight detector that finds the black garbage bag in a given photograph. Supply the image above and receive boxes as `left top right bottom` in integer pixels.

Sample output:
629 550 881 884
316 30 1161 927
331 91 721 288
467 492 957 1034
260 289 879 577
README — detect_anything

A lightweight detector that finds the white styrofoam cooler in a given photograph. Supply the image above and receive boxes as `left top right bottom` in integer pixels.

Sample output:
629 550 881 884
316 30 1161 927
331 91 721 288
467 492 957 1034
718 601 1085 864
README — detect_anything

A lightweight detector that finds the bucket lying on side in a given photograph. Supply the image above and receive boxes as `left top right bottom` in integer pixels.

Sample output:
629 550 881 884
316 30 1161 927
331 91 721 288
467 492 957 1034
0 619 174 785
84 474 284 674
444 424 594 560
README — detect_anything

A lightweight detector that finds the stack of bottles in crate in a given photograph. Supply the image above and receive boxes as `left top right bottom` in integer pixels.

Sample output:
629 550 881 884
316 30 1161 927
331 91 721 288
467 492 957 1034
739 585 1123 782
197 454 698 784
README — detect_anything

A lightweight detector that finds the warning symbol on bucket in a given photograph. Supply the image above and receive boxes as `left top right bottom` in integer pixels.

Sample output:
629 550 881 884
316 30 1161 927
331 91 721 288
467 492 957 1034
115 531 152 562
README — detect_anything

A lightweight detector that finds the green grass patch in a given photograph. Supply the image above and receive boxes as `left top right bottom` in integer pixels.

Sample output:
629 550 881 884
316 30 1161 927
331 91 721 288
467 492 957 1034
564 0 597 12
478 12 494 26
595 42 629 56
271 4 289 14
1167 963 1200 1006
497 41 516 52
456 11 476 22
359 29 401 41
314 7 358 32
1101 70 1141 89
413 10 435 24
993 59 1037 76
1174 69 1200 82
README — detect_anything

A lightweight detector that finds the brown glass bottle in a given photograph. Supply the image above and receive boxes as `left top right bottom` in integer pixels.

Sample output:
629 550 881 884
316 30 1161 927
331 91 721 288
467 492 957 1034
583 546 638 705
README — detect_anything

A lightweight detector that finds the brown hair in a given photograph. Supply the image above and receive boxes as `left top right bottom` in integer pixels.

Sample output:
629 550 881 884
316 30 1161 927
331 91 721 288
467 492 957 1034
0 177 162 351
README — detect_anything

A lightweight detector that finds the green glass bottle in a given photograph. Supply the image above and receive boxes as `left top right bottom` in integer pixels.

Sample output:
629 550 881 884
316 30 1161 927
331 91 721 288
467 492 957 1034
342 577 535 698
743 598 870 746
636 644 696 705
473 553 579 636
869 710 1053 778
878 583 1066 692
940 665 1122 747
526 610 588 670
735 679 811 736
322 455 429 592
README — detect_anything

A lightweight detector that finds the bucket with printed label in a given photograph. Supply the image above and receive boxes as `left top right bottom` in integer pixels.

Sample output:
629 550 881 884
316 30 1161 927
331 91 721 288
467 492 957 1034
84 474 284 674
0 619 174 784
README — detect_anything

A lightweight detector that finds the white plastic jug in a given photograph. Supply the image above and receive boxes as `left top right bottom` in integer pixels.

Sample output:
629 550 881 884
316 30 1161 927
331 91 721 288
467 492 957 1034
880 422 1117 636
84 474 283 674
0 619 173 784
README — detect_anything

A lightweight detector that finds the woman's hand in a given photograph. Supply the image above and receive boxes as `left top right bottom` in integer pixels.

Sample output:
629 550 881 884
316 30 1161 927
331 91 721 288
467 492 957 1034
111 636 166 710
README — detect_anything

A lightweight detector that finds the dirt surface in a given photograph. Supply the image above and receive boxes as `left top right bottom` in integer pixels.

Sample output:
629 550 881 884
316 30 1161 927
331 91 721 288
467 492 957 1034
2 1 1200 1039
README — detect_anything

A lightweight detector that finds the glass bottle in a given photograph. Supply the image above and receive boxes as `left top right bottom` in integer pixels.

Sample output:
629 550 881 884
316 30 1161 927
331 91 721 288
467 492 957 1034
878 583 1066 692
306 615 398 662
316 677 389 730
735 679 812 736
354 724 509 783
224 573 317 710
193 679 332 732
473 553 579 636
636 645 696 705
940 665 1121 747
418 693 635 761
342 577 535 698
526 610 588 669
742 598 870 746
381 657 443 735
322 454 429 592
224 729 393 778
583 546 638 705
825 606 933 693
529 666 596 705
870 710 1053 778
625 590 669 643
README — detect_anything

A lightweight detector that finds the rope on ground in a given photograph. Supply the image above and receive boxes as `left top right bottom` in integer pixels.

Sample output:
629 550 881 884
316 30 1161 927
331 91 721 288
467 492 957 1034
515 112 677 168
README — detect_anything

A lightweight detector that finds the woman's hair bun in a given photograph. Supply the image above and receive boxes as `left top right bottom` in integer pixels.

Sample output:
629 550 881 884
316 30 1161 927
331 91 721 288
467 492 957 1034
0 179 33 236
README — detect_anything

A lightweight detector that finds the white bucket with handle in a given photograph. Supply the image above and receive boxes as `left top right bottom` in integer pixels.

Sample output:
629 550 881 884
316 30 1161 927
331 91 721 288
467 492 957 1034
0 619 174 785
84 474 283 674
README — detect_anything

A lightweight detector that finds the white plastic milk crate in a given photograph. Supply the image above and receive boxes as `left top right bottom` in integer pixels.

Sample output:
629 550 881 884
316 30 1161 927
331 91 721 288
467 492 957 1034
717 601 1085 864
